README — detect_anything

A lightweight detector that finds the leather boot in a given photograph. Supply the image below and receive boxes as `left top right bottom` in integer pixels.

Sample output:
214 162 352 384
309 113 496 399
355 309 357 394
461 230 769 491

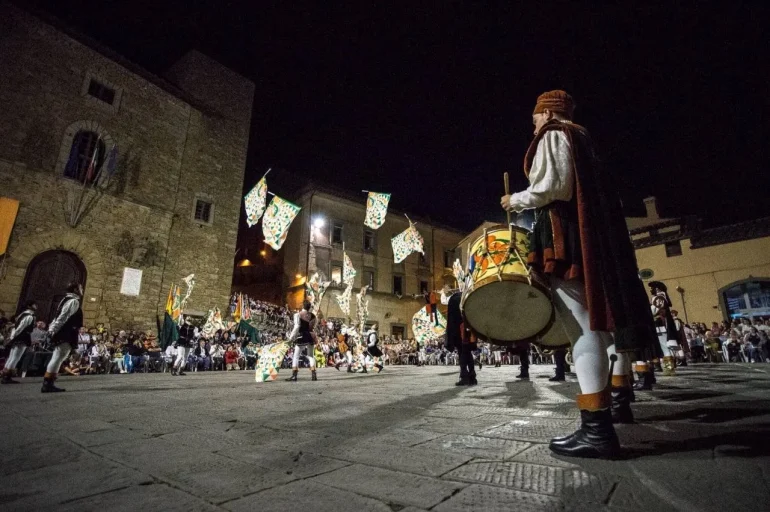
41 373 65 393
334 362 342 371
375 364 384 373
610 376 634 424
311 370 317 381
663 356 676 376
469 376 478 386
286 369 298 382
653 359 663 372
632 363 654 390
1 371 20 384
549 391 619 459
347 366 354 373
455 377 470 386
516 366 529 380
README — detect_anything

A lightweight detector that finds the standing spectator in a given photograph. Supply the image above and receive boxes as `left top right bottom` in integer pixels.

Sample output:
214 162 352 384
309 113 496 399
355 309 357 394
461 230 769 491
127 339 147 373
743 327 763 363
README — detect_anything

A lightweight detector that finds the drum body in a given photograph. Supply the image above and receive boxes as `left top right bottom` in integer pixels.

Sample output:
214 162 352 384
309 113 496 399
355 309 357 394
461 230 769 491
461 225 555 345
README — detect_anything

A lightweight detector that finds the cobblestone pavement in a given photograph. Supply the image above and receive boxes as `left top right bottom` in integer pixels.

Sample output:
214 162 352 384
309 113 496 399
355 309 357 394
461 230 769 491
1 363 768 511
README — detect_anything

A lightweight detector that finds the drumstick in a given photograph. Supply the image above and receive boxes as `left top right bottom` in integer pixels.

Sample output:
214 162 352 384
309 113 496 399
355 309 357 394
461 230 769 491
504 172 512 229
607 354 617 389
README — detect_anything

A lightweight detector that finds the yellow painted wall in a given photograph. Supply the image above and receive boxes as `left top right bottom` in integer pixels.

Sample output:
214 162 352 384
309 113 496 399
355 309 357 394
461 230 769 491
635 236 770 324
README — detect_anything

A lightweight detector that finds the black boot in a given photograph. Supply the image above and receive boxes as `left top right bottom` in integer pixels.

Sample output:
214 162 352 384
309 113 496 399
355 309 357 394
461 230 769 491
611 387 634 424
311 370 317 381
335 363 342 371
41 376 65 393
516 366 529 380
549 373 565 382
375 364 384 373
654 361 663 372
549 408 620 459
347 366 354 373
469 376 478 386
633 371 654 391
1 373 20 384
361 367 368 374
477 360 483 370
286 370 298 382
455 377 470 386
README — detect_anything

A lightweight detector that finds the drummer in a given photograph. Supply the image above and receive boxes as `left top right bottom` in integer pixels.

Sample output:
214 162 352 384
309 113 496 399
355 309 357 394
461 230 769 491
501 90 656 459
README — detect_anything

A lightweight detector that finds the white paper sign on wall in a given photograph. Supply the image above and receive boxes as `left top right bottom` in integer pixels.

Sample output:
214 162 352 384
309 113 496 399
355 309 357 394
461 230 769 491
121 267 143 296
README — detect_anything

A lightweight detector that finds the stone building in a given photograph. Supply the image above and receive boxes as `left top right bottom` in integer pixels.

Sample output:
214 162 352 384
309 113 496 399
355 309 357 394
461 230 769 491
281 185 464 338
0 3 254 329
629 197 770 324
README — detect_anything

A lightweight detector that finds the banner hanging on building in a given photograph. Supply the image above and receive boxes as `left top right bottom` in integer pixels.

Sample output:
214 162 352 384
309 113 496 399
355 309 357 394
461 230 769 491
364 192 391 230
244 176 268 227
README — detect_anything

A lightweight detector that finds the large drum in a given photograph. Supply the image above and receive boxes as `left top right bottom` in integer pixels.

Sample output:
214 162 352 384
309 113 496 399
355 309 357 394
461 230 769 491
461 224 556 344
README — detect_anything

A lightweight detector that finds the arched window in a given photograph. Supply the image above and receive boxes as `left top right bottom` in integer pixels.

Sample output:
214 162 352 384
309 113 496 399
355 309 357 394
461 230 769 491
722 279 770 320
63 130 106 184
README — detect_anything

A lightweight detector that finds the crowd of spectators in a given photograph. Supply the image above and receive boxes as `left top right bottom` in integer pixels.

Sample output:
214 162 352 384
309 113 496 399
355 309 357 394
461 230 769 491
685 317 770 363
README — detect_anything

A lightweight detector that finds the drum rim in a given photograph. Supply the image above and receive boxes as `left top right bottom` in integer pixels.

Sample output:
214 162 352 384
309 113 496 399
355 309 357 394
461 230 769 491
462 273 557 344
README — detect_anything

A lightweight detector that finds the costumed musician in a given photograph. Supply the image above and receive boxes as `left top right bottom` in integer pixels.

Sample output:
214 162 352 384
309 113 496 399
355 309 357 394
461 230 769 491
364 323 384 373
649 281 682 376
501 90 657 458
172 317 195 376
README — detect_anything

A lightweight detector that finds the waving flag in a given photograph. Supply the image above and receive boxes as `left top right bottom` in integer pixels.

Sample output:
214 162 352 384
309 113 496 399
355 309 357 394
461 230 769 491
364 192 391 230
412 306 447 346
244 176 268 227
262 195 301 250
306 273 331 314
356 286 369 335
391 222 424 264
343 251 356 286
233 293 243 323
255 341 290 383
336 284 353 316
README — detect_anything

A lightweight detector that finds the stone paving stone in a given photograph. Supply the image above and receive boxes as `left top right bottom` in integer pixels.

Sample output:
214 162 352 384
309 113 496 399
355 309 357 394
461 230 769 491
111 417 190 436
57 483 221 512
64 425 151 447
443 461 615 502
607 481 678 512
477 418 576 442
433 483 563 512
215 446 350 479
311 464 466 509
401 416 512 435
507 443 581 468
0 440 87 476
430 405 578 419
224 479 393 512
0 456 151 511
47 417 118 433
329 443 472 477
416 434 531 461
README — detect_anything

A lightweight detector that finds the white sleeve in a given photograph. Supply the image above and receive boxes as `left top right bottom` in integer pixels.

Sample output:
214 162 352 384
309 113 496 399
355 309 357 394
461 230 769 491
509 131 574 212
288 313 300 340
48 297 80 335
440 291 450 306
10 314 34 340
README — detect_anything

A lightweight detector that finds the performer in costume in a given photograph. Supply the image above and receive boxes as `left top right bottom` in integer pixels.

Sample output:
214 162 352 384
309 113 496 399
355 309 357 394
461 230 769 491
671 309 689 367
365 324 384 373
334 326 355 372
649 281 680 376
173 317 195 376
502 90 657 458
550 348 569 382
1 301 38 384
286 301 318 381
43 282 84 393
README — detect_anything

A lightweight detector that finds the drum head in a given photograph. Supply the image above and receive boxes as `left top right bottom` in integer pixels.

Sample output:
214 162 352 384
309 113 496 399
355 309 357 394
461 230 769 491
463 280 553 341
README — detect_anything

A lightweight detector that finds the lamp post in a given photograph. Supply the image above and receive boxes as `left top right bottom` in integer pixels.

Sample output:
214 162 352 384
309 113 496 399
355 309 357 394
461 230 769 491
675 285 688 324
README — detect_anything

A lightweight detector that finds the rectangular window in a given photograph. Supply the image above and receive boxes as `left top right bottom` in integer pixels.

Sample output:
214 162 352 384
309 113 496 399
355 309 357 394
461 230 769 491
391 325 405 339
87 79 116 105
332 222 344 245
364 270 375 290
444 249 454 268
665 240 682 257
331 264 342 285
393 275 403 295
420 280 429 294
194 199 213 224
363 229 375 251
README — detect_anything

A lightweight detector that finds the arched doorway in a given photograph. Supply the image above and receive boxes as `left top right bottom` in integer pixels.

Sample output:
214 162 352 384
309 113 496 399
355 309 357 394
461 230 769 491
18 251 87 323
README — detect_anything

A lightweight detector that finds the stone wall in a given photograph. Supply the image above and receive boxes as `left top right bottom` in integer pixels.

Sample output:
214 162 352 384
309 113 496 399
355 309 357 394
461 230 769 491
0 4 253 329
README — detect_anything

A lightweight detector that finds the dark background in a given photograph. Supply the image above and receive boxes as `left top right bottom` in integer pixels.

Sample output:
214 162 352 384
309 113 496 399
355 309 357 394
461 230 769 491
30 1 770 232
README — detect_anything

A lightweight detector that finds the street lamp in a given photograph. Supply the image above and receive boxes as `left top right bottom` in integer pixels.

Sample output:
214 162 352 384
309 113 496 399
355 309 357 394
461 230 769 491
313 217 325 229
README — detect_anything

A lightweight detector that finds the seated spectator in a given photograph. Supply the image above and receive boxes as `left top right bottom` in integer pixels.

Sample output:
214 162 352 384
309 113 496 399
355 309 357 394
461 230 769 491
62 353 83 376
225 344 239 370
244 342 257 369
194 339 211 371
743 327 763 363
725 332 742 362
112 341 127 374
210 342 225 370
77 327 91 355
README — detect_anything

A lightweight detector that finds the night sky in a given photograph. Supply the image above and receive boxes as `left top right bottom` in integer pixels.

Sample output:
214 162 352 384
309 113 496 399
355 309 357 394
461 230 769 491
31 1 770 231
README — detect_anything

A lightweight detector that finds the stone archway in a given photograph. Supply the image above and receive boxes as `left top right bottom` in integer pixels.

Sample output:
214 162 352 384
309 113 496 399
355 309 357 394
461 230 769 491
18 250 86 323
4 231 106 326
